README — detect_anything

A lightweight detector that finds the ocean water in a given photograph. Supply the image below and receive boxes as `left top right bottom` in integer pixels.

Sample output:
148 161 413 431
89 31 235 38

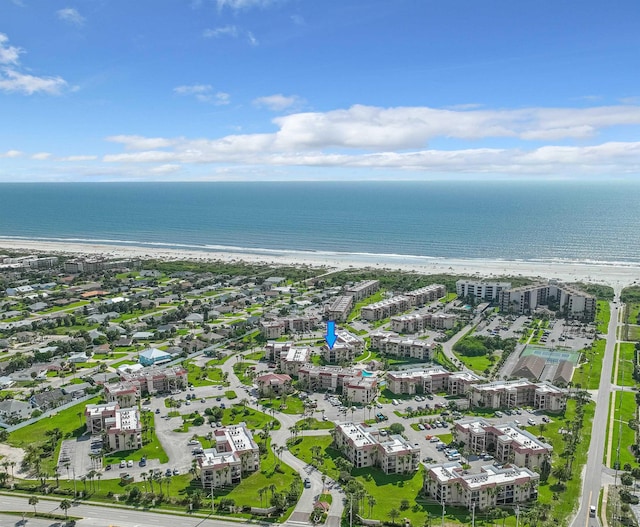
0 181 639 265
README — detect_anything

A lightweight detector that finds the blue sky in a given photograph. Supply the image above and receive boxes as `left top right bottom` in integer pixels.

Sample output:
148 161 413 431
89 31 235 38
1 0 639 181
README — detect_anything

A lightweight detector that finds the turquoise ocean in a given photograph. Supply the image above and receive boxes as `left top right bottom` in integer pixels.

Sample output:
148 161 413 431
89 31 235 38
0 181 639 265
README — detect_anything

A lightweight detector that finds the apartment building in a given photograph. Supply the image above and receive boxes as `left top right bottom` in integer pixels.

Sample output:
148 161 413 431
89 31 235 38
298 364 363 393
499 282 596 321
424 462 539 511
390 312 457 333
456 280 512 302
334 422 420 474
343 376 378 405
468 379 566 412
260 320 285 339
85 402 142 452
326 295 354 322
361 296 411 321
283 315 320 333
104 381 140 408
386 367 484 396
120 366 188 395
198 423 260 490
322 330 365 364
454 419 552 470
255 373 292 397
264 341 313 374
345 280 380 302
404 284 447 306
369 331 436 360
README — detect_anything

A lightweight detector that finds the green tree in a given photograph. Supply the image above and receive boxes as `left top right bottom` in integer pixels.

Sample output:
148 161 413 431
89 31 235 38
29 495 39 515
59 499 72 519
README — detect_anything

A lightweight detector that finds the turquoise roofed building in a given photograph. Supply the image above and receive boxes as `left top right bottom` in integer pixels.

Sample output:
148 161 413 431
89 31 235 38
139 347 172 366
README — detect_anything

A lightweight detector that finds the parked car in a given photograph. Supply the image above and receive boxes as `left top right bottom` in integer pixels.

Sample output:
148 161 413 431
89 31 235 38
119 460 126 468
126 460 133 468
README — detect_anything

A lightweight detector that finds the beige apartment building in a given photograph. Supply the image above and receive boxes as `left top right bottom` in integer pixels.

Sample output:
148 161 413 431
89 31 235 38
298 364 363 393
334 422 420 474
390 312 456 333
345 280 380 302
468 379 567 411
369 330 437 360
198 423 260 490
120 366 188 395
424 461 539 510
454 419 552 471
85 402 142 452
386 367 484 396
343 376 378 405
326 295 354 322
321 330 365 364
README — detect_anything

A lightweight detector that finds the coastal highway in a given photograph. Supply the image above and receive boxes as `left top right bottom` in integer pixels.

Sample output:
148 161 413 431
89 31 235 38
571 295 620 527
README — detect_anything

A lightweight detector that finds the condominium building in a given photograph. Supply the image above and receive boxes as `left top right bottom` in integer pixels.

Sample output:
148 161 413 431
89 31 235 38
264 341 313 375
369 331 437 360
260 320 285 339
386 367 484 396
456 280 512 302
283 315 320 334
343 376 378 405
255 373 292 397
334 422 420 474
404 284 447 306
104 381 140 408
345 280 380 302
361 296 410 321
454 419 552 470
390 312 457 333
499 283 596 321
424 462 539 510
326 295 354 322
120 366 188 395
298 364 363 393
468 379 566 412
198 423 260 490
322 330 365 364
85 402 142 452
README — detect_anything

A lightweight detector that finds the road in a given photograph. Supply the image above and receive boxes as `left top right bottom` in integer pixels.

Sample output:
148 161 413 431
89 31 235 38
0 494 255 527
571 293 620 527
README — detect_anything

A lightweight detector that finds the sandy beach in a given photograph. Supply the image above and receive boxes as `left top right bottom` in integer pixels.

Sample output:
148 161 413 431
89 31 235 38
1 239 639 290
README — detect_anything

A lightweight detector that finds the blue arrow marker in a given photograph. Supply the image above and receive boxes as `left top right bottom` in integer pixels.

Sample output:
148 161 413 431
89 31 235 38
325 321 338 349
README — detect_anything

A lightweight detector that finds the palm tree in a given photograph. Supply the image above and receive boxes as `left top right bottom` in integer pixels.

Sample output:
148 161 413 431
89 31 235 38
388 508 400 525
10 461 15 482
59 499 71 519
368 495 376 517
258 487 266 507
96 472 102 493
29 495 39 515
269 483 276 500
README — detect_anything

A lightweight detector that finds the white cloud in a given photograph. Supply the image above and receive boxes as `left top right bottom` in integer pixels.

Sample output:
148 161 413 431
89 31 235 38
173 84 230 104
57 7 85 26
253 94 304 111
0 34 69 96
0 33 23 65
32 152 52 160
247 32 258 46
107 135 176 150
148 164 182 174
203 26 238 38
0 68 68 95
99 103 640 178
290 14 304 25
60 155 98 161
0 149 22 158
216 0 282 11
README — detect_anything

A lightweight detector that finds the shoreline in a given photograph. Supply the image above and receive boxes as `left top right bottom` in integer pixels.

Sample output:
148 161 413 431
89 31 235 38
1 239 639 288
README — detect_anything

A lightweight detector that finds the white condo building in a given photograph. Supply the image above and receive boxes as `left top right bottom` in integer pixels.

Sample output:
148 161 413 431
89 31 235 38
334 422 420 474
456 280 512 302
424 462 539 510
468 379 567 412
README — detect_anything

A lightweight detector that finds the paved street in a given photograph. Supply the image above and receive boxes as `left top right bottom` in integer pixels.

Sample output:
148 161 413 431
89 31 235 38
571 292 621 527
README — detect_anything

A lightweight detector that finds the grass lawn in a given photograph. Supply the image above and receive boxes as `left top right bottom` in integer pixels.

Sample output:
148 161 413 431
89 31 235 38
295 418 335 430
233 362 256 386
261 396 305 415
536 400 595 523
572 339 605 389
615 342 636 386
91 353 127 360
596 301 611 334
627 325 640 342
184 360 225 387
609 391 637 469
221 405 280 430
110 359 138 369
454 353 494 375
244 351 264 361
